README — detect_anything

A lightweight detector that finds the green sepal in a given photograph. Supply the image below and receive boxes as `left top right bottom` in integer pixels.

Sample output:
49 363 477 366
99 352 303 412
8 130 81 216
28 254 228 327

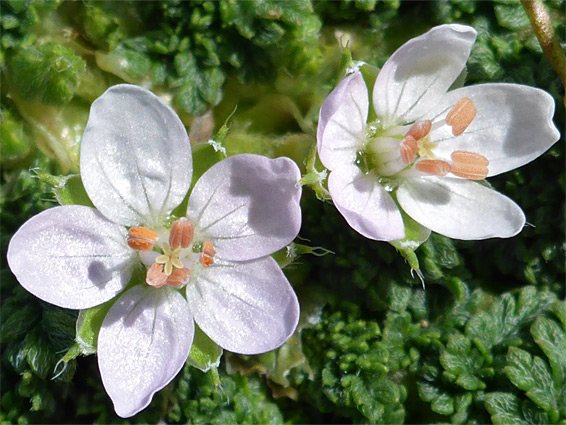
187 324 223 373
300 142 330 201
37 173 94 207
389 210 431 278
75 298 116 355
272 242 333 269
53 343 82 380
191 142 225 189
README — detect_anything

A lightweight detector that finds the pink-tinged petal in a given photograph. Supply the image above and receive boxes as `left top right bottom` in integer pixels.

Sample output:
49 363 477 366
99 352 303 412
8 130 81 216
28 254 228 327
7 205 135 310
397 177 526 240
98 285 194 418
187 256 299 355
187 154 302 261
327 165 405 241
373 24 477 127
428 83 560 176
318 72 368 170
80 84 192 228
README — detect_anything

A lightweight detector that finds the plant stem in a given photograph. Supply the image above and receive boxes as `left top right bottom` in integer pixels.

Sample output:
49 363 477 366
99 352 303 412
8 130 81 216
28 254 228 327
521 0 566 104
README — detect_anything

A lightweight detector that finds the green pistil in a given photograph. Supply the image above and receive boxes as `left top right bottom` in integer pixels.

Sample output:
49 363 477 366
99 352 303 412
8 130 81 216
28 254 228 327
192 241 203 253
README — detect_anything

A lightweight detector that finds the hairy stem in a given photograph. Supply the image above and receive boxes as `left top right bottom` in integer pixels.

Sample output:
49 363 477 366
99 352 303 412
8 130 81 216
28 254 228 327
521 0 566 104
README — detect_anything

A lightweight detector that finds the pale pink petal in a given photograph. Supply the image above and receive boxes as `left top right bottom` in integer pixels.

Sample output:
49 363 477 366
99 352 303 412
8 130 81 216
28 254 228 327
397 177 526 240
328 165 405 241
80 84 192 228
373 24 477 127
187 154 302 261
318 72 368 170
98 285 194 418
187 256 299 355
7 205 135 310
427 83 560 176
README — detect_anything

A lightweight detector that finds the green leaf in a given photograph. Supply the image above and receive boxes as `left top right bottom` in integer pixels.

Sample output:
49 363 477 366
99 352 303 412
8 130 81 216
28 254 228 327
187 324 223 373
504 347 559 413
0 107 34 168
8 42 86 105
485 392 528 425
531 307 566 389
494 2 530 31
440 334 487 391
0 305 39 343
22 333 55 379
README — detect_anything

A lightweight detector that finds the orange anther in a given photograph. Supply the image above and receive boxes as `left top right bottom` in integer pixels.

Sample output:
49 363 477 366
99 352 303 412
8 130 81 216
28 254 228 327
146 263 168 288
202 241 216 258
446 97 476 136
406 120 432 141
450 150 489 180
450 163 488 180
166 267 190 287
169 218 194 249
450 150 489 167
415 159 451 176
200 241 216 268
200 254 214 268
127 227 159 252
400 135 418 164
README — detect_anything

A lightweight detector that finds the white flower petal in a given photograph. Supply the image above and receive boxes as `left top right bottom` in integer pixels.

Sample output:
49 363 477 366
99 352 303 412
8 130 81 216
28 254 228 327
327 165 405 241
318 72 368 170
80 84 192 227
187 256 299 355
428 83 560 176
373 24 477 127
98 285 194 418
397 177 526 240
7 206 135 310
187 154 302 261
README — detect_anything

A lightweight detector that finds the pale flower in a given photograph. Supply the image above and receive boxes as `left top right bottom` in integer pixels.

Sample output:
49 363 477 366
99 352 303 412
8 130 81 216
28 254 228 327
318 24 560 242
7 85 302 417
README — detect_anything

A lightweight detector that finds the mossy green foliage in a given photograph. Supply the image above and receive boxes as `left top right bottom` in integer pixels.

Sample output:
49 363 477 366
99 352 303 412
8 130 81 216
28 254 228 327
1 0 564 423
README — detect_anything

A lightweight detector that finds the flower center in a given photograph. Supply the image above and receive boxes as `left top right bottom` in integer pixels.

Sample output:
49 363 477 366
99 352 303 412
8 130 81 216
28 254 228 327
364 97 489 181
126 217 216 289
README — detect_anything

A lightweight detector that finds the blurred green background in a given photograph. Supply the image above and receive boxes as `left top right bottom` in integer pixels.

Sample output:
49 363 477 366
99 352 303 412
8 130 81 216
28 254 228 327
1 0 564 423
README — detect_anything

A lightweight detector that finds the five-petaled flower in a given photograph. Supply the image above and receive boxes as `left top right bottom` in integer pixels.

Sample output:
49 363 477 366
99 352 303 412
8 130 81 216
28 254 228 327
318 24 560 242
7 85 303 418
